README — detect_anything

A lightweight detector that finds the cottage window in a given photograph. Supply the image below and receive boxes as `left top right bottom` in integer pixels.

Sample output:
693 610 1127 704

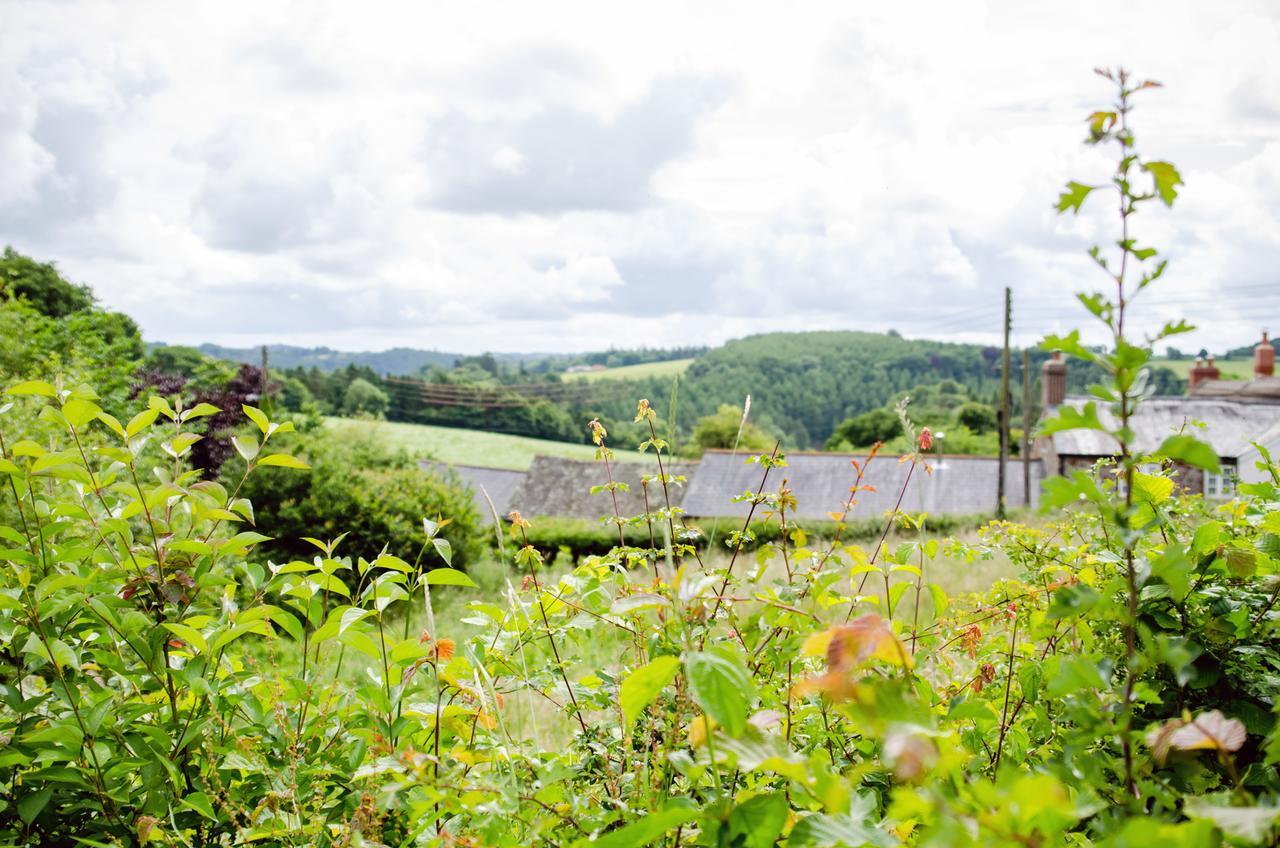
1204 470 1236 499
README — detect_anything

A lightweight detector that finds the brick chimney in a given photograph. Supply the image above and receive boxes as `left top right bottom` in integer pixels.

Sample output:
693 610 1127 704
1188 356 1221 393
1256 331 1276 378
1041 350 1067 407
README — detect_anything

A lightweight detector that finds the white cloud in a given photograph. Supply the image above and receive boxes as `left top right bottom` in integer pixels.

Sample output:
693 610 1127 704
0 0 1277 354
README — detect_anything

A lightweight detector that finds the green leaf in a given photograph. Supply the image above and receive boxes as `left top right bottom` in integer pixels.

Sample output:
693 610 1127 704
95 411 126 438
1132 472 1175 505
6 380 56 397
232 435 260 462
149 394 177 419
1143 160 1183 207
423 567 477 588
1183 797 1280 843
1150 544 1194 602
162 622 208 654
242 404 270 434
787 812 893 847
431 536 452 565
17 785 53 824
1038 402 1105 436
574 800 698 848
1055 181 1094 214
179 791 218 821
685 648 754 737
125 407 160 438
727 792 788 848
61 398 102 428
256 453 309 469
620 655 681 730
1154 435 1220 473
182 402 221 422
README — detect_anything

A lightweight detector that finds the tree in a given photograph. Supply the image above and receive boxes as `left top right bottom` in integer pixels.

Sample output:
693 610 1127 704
826 408 902 450
145 345 207 377
955 401 998 434
689 404 774 456
343 377 390 417
0 247 94 317
280 376 315 411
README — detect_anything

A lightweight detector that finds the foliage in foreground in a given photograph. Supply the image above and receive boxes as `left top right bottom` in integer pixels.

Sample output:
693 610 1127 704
0 70 1278 848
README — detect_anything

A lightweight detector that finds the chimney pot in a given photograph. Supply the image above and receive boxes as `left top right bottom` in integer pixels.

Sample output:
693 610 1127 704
1041 350 1067 407
1256 330 1276 378
1189 355 1221 393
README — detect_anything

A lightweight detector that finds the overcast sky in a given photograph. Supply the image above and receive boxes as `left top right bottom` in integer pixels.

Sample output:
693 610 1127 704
2 1 1278 355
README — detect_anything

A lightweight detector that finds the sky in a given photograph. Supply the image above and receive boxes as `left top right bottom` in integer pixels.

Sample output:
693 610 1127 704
2 1 1278 356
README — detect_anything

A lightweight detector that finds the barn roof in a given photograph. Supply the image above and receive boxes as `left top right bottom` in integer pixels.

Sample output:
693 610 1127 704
681 450 1039 520
508 455 696 520
1049 396 1280 459
421 461 526 518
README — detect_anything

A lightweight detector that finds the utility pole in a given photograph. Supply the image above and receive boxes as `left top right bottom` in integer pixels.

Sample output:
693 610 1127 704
260 345 269 402
997 287 1011 519
1022 348 1032 508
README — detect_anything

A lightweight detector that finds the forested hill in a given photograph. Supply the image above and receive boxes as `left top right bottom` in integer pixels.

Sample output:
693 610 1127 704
575 330 1183 449
195 343 461 374
685 331 1010 446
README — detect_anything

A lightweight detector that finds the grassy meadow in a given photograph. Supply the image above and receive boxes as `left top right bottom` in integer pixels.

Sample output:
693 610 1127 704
572 357 694 382
1151 356 1252 380
324 415 649 470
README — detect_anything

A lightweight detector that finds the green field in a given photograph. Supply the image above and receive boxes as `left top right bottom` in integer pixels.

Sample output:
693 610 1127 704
571 357 694 383
324 416 648 471
1151 357 1252 380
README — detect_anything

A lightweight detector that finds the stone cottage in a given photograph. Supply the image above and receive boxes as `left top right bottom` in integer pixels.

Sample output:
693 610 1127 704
1037 333 1280 497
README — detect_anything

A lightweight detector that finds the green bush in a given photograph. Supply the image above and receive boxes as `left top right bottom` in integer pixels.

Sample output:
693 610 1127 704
517 512 990 562
685 403 775 458
825 407 902 450
237 421 482 569
342 376 390 417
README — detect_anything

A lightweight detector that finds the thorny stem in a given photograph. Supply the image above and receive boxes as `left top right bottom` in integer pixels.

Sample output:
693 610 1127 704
847 456 920 622
645 418 680 558
519 526 589 736
1109 70 1140 802
704 441 781 643
993 609 1020 771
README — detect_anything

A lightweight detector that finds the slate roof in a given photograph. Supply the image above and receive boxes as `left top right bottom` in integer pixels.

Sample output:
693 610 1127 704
681 450 1039 520
1190 376 1280 402
508 455 696 520
1049 396 1280 459
420 461 526 518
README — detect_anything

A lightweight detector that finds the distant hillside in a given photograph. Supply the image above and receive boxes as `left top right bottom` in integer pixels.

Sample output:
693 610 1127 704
196 343 460 375
567 330 1186 448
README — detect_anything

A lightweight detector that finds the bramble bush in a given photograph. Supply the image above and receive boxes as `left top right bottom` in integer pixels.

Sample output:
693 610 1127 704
0 69 1278 848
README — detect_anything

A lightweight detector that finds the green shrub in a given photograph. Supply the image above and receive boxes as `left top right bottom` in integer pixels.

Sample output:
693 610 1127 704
685 403 774 458
518 512 991 562
237 421 481 569
342 376 390 417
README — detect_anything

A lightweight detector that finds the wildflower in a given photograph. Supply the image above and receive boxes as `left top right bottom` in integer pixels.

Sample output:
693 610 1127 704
433 637 456 663
417 632 456 663
884 728 939 782
1146 710 1245 764
918 427 933 452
